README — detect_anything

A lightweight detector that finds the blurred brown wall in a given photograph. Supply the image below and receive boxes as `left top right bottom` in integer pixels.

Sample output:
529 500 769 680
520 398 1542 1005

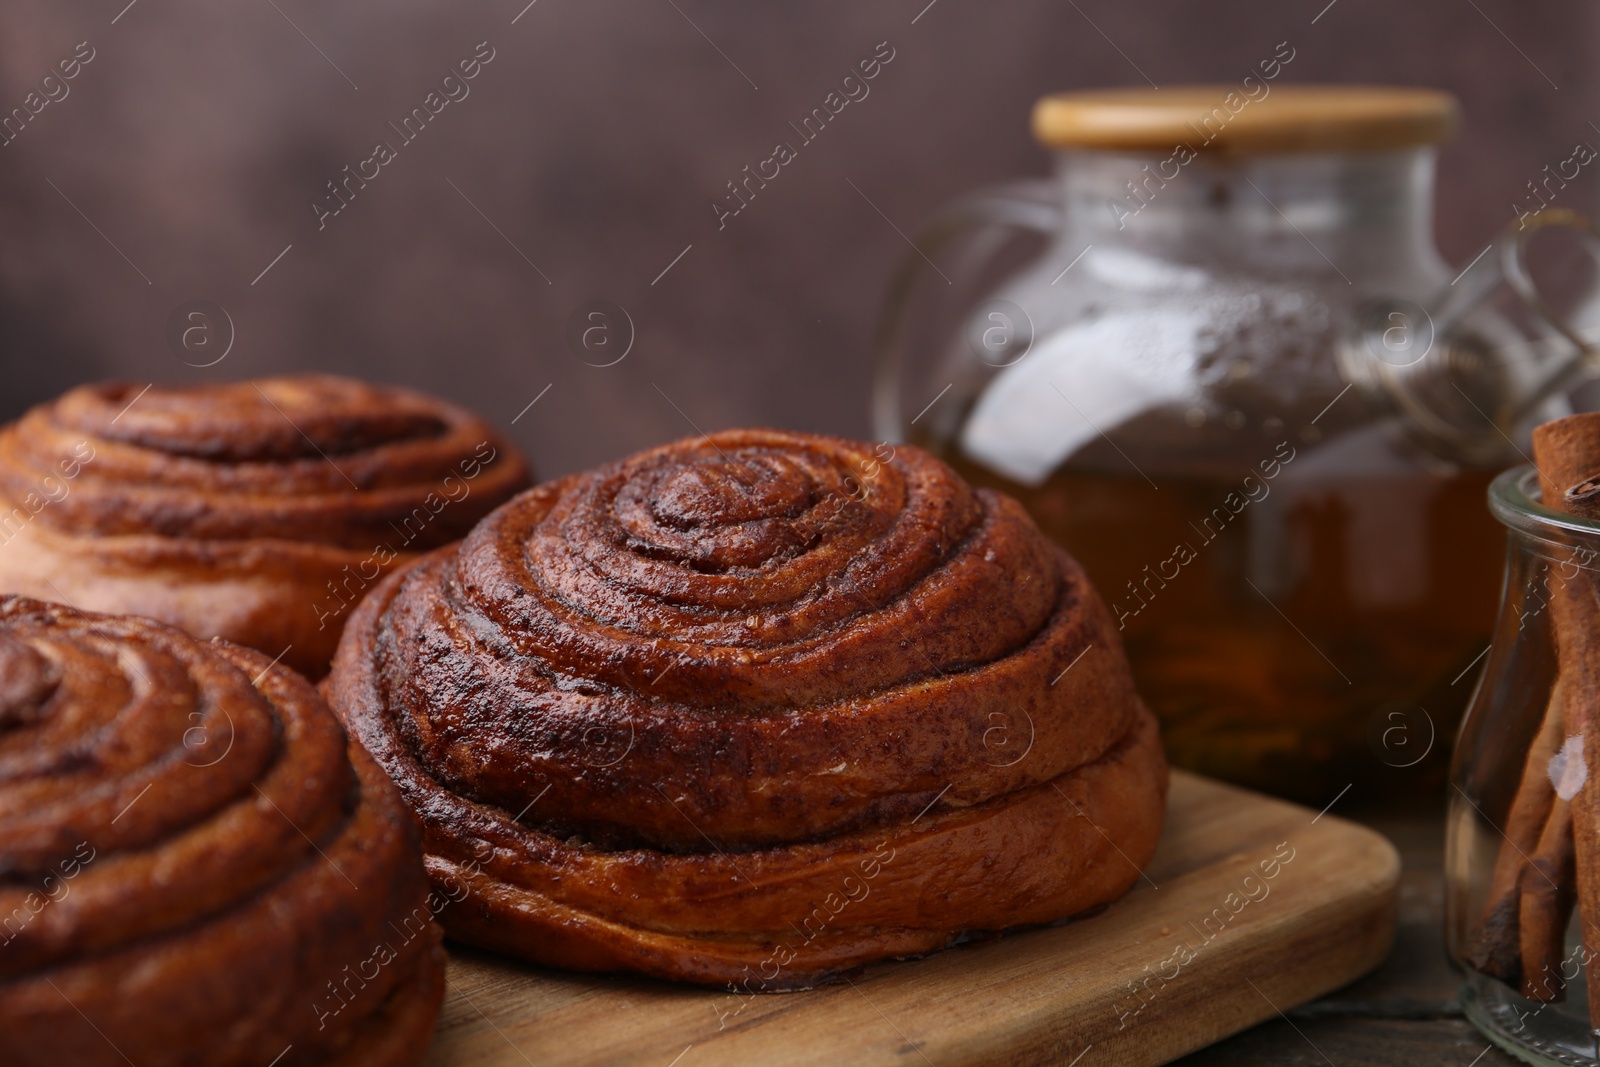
0 0 1595 476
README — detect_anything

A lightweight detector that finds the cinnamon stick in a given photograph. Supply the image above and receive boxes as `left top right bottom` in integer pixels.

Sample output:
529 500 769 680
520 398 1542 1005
1518 783 1576 1001
1466 681 1567 988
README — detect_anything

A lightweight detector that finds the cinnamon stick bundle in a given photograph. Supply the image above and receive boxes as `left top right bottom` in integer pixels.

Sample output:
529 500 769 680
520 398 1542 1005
1469 414 1600 1027
1537 415 1600 1031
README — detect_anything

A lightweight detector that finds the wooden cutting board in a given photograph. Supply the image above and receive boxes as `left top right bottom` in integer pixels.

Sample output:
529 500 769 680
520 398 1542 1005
424 771 1400 1067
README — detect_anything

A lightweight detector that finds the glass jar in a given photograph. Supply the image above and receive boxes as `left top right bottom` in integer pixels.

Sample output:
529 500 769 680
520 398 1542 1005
873 86 1599 800
1448 466 1600 1065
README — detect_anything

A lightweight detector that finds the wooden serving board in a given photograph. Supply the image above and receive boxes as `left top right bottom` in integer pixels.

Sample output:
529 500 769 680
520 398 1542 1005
424 771 1400 1067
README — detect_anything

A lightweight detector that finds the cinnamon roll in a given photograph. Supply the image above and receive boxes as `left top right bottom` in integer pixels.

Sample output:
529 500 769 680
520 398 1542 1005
0 375 530 677
328 429 1167 988
0 595 445 1067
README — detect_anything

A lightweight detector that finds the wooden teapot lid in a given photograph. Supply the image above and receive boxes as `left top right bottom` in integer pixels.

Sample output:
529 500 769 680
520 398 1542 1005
1032 85 1459 154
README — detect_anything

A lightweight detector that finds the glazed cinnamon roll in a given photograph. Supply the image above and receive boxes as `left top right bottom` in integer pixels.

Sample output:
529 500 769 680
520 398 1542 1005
0 375 530 677
0 595 445 1067
328 429 1167 988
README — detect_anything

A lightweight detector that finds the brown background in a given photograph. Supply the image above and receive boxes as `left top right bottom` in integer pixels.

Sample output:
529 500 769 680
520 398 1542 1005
0 0 1595 477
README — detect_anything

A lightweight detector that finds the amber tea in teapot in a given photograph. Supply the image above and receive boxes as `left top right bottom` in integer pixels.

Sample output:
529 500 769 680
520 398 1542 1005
876 86 1600 799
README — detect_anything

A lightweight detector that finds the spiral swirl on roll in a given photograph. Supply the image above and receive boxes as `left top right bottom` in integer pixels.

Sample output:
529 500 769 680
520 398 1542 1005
328 429 1167 987
0 595 444 1066
0 375 530 676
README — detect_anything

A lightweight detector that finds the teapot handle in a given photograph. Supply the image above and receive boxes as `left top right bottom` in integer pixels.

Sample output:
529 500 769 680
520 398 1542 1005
1497 209 1600 425
1344 208 1600 458
870 179 1061 443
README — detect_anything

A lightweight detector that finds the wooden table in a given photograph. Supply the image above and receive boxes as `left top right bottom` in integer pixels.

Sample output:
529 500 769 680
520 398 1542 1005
1175 800 1518 1066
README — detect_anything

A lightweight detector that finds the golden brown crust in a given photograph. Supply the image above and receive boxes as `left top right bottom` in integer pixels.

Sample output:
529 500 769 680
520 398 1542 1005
327 429 1167 987
424 706 1164 987
0 375 531 677
0 596 445 1066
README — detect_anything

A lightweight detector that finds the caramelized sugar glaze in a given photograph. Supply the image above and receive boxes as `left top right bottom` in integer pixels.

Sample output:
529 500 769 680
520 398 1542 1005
328 429 1167 987
0 375 529 675
0 596 444 1067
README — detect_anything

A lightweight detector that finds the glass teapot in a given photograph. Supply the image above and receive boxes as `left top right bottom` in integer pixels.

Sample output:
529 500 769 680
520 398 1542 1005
873 85 1600 800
